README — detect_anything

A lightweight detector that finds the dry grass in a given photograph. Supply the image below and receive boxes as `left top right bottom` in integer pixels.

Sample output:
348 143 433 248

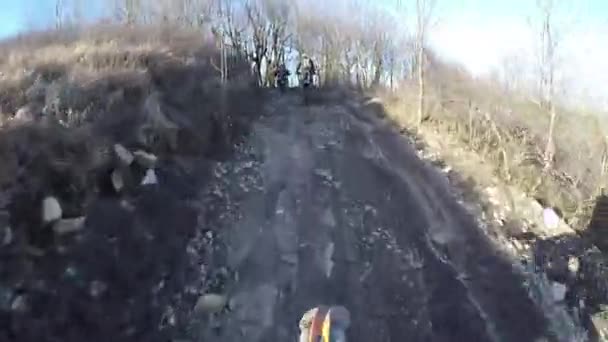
0 23 262 234
380 70 606 230
0 25 227 116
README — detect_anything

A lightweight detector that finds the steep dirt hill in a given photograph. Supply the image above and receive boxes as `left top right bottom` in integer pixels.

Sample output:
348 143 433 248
0 27 264 342
0 28 587 342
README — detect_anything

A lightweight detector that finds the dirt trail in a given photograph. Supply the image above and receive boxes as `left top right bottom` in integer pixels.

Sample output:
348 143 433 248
192 91 582 342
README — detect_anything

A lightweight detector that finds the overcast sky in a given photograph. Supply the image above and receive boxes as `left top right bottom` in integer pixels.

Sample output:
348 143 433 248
0 0 606 109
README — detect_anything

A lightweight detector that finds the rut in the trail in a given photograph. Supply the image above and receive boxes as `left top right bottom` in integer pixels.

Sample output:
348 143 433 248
190 90 583 342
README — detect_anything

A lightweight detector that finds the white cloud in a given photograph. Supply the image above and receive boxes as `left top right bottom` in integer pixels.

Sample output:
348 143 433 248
430 17 534 75
428 16 608 109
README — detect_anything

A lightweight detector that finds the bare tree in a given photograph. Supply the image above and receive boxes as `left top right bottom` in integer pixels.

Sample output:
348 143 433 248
215 0 247 58
533 0 561 169
113 0 140 25
244 1 270 86
499 53 526 94
414 0 437 127
55 0 64 29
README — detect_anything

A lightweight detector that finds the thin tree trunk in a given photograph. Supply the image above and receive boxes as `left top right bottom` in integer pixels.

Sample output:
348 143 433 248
543 6 556 170
468 100 474 143
55 0 63 29
417 46 425 127
544 101 557 169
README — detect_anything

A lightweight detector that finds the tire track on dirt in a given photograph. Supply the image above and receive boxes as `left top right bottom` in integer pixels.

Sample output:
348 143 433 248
196 92 577 341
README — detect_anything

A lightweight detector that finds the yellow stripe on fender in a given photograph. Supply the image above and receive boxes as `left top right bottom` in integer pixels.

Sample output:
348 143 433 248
321 309 332 342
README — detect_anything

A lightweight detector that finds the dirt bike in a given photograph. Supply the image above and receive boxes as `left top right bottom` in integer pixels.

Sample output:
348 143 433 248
299 305 350 342
276 69 290 92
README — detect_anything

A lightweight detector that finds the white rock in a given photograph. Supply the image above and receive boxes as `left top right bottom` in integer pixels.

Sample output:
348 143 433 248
194 293 227 314
141 169 158 185
42 196 62 223
14 106 34 122
133 150 158 168
364 97 383 106
114 144 134 165
111 169 124 191
53 217 85 235
567 256 580 275
551 282 567 302
543 208 560 230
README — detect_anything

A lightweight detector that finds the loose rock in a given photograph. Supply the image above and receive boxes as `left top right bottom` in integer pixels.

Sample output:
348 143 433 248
567 256 580 275
111 169 124 192
194 293 227 314
114 144 134 165
141 169 158 185
14 106 34 122
53 217 85 235
542 208 559 230
42 196 62 223
133 150 158 168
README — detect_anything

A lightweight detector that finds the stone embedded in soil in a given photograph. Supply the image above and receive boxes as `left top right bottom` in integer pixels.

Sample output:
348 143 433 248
551 282 567 302
114 144 134 165
141 169 158 185
567 256 580 275
542 208 560 230
161 306 177 327
42 196 62 223
14 106 35 122
53 217 86 235
111 169 124 192
194 293 227 314
133 150 158 168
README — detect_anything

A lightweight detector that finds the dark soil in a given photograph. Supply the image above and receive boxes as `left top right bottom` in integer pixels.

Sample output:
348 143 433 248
0 49 263 342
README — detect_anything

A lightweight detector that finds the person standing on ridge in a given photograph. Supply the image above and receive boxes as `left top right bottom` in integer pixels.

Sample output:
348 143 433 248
296 54 317 88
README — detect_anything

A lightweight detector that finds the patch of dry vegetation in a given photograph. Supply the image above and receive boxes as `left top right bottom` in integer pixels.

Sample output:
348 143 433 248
380 64 606 231
0 24 259 185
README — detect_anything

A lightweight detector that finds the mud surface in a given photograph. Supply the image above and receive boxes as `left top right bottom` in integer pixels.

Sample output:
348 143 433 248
189 91 576 342
1 89 581 342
